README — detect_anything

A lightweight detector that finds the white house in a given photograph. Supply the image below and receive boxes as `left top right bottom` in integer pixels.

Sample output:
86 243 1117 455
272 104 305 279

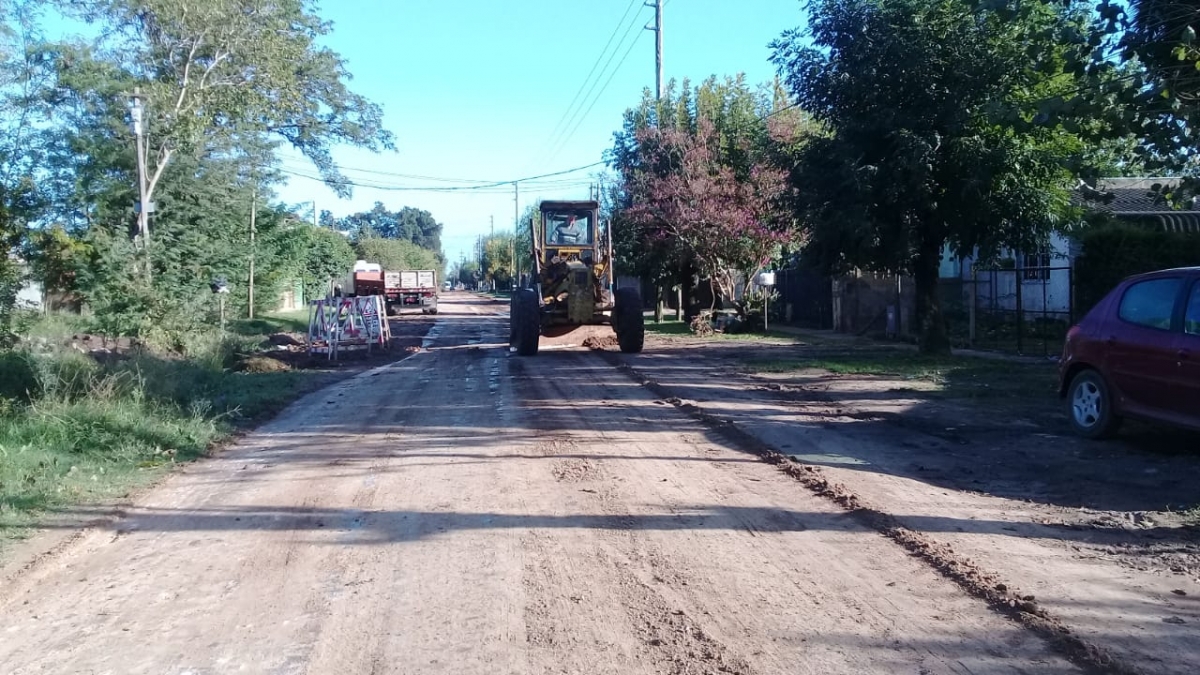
940 231 1076 318
939 177 1200 320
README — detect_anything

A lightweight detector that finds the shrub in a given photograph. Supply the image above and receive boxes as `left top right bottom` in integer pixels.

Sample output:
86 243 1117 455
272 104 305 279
1075 223 1200 314
0 350 39 403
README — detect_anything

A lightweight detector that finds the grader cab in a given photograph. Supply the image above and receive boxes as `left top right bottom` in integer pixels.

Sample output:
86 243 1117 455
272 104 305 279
509 200 644 356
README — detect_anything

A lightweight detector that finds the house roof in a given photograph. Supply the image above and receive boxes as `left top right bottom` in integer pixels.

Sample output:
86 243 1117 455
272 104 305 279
1075 177 1200 234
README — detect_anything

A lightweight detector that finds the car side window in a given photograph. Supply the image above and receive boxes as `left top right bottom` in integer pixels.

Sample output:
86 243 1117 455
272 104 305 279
1118 277 1183 331
1186 281 1200 336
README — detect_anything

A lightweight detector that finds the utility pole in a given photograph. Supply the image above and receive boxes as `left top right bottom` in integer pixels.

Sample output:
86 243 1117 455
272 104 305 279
248 188 257 319
129 88 151 280
646 0 663 100
647 0 665 323
513 181 520 287
312 200 318 228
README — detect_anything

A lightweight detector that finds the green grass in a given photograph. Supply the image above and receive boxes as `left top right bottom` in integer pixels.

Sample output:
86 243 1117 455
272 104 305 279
745 349 1059 402
645 319 801 341
229 309 310 336
0 331 321 545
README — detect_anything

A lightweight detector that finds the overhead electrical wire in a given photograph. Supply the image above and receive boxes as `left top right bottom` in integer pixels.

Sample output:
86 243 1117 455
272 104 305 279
543 3 650 163
534 0 643 163
275 154 508 184
550 29 646 163
278 160 606 194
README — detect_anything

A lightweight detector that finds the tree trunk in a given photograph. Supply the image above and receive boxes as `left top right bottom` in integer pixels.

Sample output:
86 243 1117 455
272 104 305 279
913 241 951 355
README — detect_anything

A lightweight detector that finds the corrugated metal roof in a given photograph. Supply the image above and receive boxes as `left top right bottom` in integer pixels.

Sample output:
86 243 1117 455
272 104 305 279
1075 178 1200 233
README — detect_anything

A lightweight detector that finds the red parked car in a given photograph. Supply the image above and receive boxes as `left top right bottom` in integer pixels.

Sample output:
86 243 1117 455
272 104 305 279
1058 267 1200 438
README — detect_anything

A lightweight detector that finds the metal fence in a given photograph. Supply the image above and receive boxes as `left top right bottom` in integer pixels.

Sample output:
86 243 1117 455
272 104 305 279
773 268 834 329
941 265 1074 358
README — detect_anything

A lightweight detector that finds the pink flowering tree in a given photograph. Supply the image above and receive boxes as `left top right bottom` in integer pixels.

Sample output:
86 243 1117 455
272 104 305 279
624 119 796 313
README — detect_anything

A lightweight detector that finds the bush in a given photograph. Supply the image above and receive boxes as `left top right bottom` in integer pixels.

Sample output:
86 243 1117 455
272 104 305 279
0 350 39 403
1075 223 1200 314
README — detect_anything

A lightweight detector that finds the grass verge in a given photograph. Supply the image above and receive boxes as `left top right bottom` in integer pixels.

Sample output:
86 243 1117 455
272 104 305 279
744 348 1059 402
645 319 802 342
229 309 310 336
0 313 326 547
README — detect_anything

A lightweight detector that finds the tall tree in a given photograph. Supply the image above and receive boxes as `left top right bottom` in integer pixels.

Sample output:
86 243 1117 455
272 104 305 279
0 1 54 332
59 0 394 243
624 120 794 309
481 233 515 289
773 0 1083 353
355 236 443 278
336 203 444 257
609 77 805 316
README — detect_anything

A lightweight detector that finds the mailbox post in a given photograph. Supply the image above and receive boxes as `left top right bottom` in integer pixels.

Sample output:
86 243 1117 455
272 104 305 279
755 271 776 332
210 277 230 333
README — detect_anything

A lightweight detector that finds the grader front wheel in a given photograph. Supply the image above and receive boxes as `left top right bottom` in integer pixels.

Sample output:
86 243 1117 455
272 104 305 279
614 288 644 354
512 288 541 356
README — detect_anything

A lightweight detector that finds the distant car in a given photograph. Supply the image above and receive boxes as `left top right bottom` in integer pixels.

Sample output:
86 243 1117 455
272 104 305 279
442 281 452 292
1058 267 1200 438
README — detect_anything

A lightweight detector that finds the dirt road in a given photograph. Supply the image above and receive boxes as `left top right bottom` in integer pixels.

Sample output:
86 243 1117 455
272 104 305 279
0 294 1102 674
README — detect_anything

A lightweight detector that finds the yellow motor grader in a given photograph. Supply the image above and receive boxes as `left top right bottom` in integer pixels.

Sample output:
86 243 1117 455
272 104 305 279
509 200 644 356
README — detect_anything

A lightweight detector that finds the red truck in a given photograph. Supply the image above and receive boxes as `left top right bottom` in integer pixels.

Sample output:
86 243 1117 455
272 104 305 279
340 264 439 316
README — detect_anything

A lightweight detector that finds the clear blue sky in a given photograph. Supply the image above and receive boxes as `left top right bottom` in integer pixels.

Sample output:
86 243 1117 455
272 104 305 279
272 0 807 265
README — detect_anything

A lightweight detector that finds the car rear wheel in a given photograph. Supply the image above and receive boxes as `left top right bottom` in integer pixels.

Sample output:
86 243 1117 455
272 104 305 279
1067 370 1122 439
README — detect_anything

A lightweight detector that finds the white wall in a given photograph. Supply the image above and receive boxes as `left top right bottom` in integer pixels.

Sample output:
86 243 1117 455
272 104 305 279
948 232 1074 316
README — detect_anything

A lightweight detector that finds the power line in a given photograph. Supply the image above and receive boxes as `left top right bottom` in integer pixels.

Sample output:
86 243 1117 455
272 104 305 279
276 164 596 191
546 5 650 162
534 0 643 164
278 161 606 193
550 30 648 163
274 154 508 184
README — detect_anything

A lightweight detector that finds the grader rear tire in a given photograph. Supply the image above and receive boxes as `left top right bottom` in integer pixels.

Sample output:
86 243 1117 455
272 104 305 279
614 288 644 354
512 289 541 356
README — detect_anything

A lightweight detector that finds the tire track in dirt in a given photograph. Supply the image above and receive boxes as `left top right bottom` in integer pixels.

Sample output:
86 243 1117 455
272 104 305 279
517 374 758 675
600 349 1139 675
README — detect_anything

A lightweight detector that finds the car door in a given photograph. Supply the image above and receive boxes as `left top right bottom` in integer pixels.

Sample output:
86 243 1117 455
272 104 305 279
1103 275 1186 417
1170 276 1200 424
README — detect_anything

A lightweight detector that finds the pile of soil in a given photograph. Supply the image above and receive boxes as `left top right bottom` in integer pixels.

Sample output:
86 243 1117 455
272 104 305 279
583 335 620 349
234 356 292 373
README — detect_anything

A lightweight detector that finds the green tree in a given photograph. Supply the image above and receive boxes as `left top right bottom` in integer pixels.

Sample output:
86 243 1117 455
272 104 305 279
335 202 444 260
1 1 54 332
355 236 443 278
299 226 355 301
450 260 480 288
513 201 541 286
58 0 394 247
772 0 1084 353
23 224 92 296
609 77 806 315
481 233 515 289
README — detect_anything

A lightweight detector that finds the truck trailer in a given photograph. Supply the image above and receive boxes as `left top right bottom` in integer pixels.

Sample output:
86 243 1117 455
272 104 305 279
339 263 438 316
